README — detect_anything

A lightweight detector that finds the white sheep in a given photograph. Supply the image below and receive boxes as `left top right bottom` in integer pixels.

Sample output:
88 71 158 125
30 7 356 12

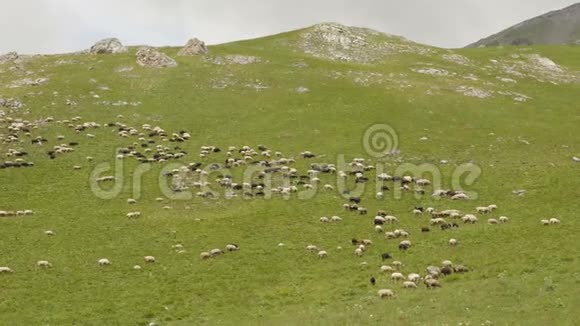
549 218 561 225
378 289 395 299
412 209 423 215
407 273 421 283
375 225 384 233
210 248 223 256
392 261 403 268
306 245 319 251
354 248 364 257
133 265 142 270
45 230 55 236
449 238 458 246
487 218 498 225
442 260 453 268
541 219 550 225
200 252 211 259
376 192 384 199
476 206 491 214
380 265 393 273
488 204 498 211
358 244 366 252
126 212 141 218
318 250 328 258
98 258 111 266
385 232 397 239
127 198 137 204
323 184 334 191
399 277 416 288
0 267 13 273
385 215 399 224
37 260 52 268
144 256 156 263
499 216 509 223
330 216 342 222
319 216 329 223
391 272 405 281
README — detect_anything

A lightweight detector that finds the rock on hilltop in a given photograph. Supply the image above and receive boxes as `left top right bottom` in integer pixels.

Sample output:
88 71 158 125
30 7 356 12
178 38 208 56
89 38 128 54
300 23 433 63
136 47 177 68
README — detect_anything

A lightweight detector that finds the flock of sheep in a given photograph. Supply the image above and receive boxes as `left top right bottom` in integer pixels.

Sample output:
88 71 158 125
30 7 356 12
0 112 565 302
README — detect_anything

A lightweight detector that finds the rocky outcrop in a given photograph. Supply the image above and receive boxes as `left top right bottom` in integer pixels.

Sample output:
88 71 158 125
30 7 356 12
135 47 177 68
177 38 208 56
0 52 19 64
89 38 128 54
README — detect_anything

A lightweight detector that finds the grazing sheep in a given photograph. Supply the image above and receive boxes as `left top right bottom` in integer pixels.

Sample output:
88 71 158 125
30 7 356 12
225 244 240 252
408 273 421 283
358 244 366 252
98 258 111 266
375 225 384 233
127 198 137 204
549 218 561 225
378 289 395 299
426 266 440 276
499 216 509 223
398 240 411 250
330 216 342 222
0 267 13 273
385 232 397 239
37 260 52 268
155 197 164 202
306 245 319 251
462 214 478 224
361 239 373 246
45 230 55 236
133 265 142 270
541 219 550 225
144 256 156 263
380 265 393 273
126 212 141 219
319 216 330 223
442 260 453 268
425 279 441 289
487 218 498 225
488 204 498 211
448 238 458 246
391 272 405 281
323 184 334 191
413 209 423 215
318 250 328 258
354 248 364 257
381 253 392 260
441 266 453 276
453 265 470 273
200 252 211 259
476 206 491 214
210 249 223 257
403 281 418 289
392 261 403 268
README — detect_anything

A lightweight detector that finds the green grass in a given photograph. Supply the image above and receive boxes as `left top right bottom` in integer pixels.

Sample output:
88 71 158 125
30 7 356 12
1 27 579 325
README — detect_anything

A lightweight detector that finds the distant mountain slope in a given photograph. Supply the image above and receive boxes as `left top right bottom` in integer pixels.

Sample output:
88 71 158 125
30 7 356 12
467 2 580 47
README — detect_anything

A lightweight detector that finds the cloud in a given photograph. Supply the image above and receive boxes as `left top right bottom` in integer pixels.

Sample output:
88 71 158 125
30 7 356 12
1 0 578 54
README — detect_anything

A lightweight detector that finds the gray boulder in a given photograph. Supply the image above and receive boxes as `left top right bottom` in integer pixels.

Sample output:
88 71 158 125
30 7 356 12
136 47 177 68
89 38 128 54
178 38 208 56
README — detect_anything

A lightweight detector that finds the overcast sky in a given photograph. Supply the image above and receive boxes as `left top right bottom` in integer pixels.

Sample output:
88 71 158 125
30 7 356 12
1 0 578 54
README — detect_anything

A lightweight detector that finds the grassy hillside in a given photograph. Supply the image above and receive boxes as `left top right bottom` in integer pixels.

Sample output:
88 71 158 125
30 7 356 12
1 24 580 325
467 3 580 47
